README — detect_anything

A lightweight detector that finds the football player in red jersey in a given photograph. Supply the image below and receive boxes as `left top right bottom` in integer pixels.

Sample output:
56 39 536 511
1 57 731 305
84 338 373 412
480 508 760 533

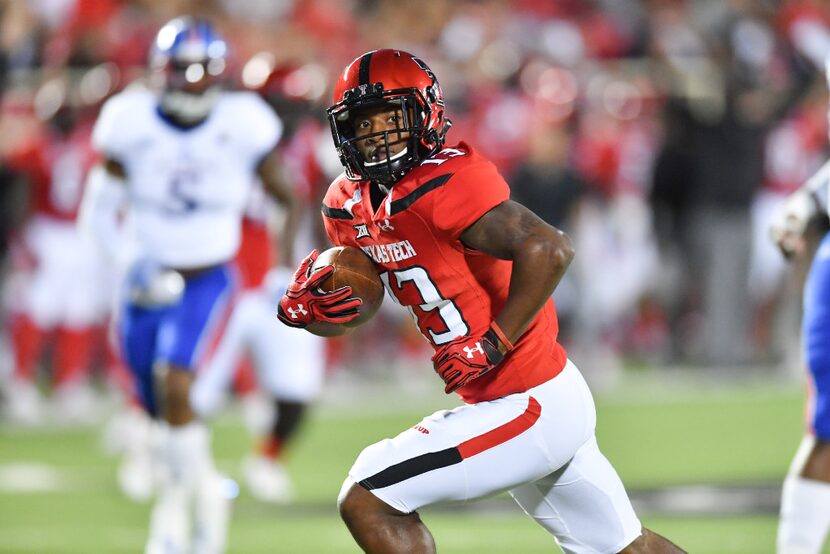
278 49 684 554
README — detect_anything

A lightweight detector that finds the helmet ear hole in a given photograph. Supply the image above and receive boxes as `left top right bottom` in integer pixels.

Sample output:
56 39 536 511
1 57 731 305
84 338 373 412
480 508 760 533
426 86 437 103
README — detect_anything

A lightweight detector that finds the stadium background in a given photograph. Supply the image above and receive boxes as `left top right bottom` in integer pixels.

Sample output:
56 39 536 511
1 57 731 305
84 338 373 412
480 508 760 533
0 0 825 552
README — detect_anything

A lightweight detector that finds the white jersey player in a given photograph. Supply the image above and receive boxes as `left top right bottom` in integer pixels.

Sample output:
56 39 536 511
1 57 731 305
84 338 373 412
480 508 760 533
79 16 299 554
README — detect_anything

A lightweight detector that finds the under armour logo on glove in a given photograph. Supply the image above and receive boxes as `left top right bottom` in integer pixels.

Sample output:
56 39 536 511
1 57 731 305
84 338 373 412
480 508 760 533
431 328 510 394
286 304 308 319
277 250 362 329
463 342 484 358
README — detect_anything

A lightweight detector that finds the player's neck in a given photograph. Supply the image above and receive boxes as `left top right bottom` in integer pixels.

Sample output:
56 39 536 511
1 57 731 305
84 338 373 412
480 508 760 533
155 105 209 131
369 182 389 212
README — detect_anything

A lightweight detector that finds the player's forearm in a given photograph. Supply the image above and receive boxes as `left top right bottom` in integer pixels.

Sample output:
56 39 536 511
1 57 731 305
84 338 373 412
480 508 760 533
460 200 574 344
78 164 132 268
495 229 574 344
278 196 301 265
260 155 301 265
802 157 830 215
772 159 830 253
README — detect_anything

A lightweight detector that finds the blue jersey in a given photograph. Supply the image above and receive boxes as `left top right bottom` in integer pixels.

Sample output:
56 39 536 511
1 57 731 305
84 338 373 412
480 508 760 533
803 231 830 439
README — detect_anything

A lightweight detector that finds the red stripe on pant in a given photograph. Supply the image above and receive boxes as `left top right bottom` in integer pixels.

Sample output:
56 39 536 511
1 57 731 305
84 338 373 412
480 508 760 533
458 396 542 459
360 396 542 490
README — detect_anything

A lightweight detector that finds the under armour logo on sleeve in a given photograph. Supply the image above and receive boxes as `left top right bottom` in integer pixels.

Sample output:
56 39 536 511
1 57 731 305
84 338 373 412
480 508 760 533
463 342 484 358
287 304 308 319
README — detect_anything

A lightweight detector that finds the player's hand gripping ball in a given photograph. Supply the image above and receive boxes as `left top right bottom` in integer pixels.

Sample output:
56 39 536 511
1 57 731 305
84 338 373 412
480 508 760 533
306 246 384 335
277 249 363 332
277 247 384 337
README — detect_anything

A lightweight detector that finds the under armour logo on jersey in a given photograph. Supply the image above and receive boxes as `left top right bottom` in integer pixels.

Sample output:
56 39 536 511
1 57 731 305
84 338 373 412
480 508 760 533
354 224 370 239
287 304 308 319
463 342 484 358
378 219 395 231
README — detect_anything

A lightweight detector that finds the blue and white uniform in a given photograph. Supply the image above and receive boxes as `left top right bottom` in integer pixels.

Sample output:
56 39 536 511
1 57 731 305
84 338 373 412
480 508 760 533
776 20 830 554
804 232 830 439
91 85 282 414
795 61 830 440
798 138 830 440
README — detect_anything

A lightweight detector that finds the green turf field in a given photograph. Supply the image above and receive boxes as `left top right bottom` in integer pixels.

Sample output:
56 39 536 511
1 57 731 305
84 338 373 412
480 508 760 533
0 376 820 553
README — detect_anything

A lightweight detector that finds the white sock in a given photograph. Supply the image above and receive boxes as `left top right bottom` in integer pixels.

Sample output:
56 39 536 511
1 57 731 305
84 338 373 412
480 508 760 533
778 475 830 554
145 482 190 554
146 422 217 554
166 421 214 486
192 473 235 554
167 422 232 554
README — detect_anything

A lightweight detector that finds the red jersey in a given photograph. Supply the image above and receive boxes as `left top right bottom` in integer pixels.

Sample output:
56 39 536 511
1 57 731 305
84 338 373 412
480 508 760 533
235 216 273 289
7 123 97 223
234 121 329 289
322 142 567 403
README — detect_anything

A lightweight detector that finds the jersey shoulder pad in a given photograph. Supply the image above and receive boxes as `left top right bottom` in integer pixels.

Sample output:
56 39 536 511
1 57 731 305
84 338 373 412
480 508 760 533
419 141 481 173
91 86 155 156
402 142 488 196
425 143 510 238
322 174 361 220
426 142 503 187
391 142 495 213
218 91 283 154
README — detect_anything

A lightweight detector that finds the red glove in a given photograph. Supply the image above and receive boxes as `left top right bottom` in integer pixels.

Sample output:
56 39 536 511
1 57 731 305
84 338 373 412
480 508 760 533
431 327 510 394
277 250 362 329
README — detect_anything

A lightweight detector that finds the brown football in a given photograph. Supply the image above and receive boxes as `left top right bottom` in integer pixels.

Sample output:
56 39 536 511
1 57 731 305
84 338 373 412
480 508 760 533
306 246 384 335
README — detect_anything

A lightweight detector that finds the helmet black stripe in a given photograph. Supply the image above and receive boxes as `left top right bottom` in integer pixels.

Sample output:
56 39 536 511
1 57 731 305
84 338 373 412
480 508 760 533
358 51 373 86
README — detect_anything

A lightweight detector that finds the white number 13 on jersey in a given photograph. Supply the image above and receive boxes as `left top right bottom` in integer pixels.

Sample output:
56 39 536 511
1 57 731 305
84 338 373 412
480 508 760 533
380 267 468 345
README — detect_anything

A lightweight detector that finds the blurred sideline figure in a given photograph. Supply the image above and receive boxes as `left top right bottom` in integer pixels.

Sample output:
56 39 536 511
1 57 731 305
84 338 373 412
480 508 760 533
771 7 830 554
280 49 683 554
190 267 324 503
2 76 109 424
79 17 298 554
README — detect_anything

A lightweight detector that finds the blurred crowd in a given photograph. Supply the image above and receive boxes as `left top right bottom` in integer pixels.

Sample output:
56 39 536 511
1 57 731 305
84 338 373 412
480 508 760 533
1 0 830 424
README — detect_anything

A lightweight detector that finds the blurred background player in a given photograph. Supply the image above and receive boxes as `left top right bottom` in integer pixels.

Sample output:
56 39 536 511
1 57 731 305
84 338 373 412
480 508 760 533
190 54 332 504
770 141 830 554
770 7 830 554
190 267 325 504
79 16 299 554
1 73 109 425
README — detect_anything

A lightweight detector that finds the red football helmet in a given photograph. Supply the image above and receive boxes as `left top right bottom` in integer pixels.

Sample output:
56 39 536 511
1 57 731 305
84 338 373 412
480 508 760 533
327 49 451 184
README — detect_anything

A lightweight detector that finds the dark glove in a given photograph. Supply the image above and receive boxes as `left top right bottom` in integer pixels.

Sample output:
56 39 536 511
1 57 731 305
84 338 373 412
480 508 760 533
432 328 508 394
